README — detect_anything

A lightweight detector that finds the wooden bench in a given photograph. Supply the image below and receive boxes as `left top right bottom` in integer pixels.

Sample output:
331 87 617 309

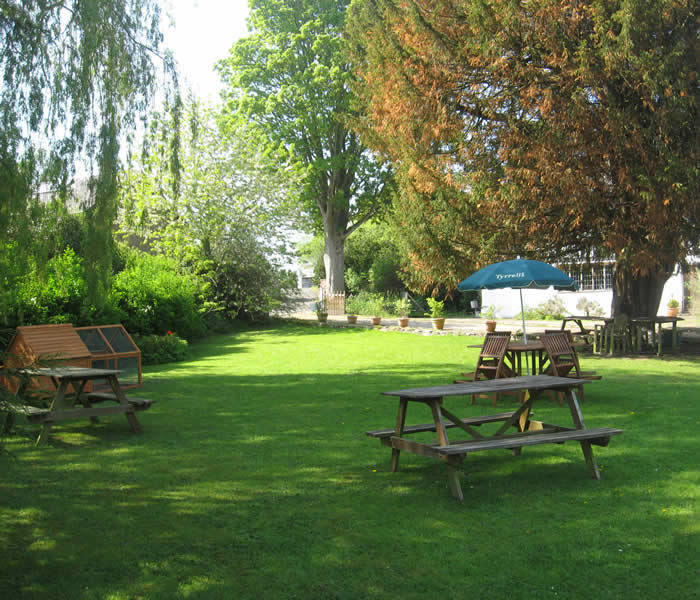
87 391 155 411
366 411 517 439
434 427 622 455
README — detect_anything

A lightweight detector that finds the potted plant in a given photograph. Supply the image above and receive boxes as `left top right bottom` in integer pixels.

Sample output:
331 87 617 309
370 296 385 326
482 305 498 332
345 296 359 324
667 297 680 317
425 297 446 330
315 300 328 324
394 297 411 328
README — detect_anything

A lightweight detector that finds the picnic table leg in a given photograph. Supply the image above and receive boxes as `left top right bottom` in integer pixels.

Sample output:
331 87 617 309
390 398 408 472
672 321 679 352
427 399 465 500
657 323 663 356
445 455 464 502
564 387 601 479
73 379 99 424
36 380 70 445
107 375 142 434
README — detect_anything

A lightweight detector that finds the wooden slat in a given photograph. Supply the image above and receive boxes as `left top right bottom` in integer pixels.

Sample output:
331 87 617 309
28 405 134 423
435 427 622 456
381 375 589 399
366 411 517 438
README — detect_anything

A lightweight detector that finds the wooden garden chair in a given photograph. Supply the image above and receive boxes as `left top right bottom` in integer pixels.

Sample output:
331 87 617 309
541 332 602 404
455 332 518 406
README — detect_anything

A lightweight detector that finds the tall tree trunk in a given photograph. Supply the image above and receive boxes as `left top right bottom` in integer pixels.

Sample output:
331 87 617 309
323 223 346 295
612 263 673 318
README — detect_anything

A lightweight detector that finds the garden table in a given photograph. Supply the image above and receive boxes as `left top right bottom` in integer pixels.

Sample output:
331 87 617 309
560 315 610 335
15 367 151 445
629 316 683 355
367 375 621 501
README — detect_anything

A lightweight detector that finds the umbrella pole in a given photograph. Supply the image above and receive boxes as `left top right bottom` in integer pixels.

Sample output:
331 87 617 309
519 289 530 375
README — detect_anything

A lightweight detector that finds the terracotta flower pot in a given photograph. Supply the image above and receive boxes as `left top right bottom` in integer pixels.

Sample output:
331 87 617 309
371 316 382 326
431 317 445 330
398 317 409 328
485 320 497 333
667 307 679 317
346 315 358 324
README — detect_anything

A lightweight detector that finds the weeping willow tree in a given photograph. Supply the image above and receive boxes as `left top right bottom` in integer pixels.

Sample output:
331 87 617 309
0 0 179 323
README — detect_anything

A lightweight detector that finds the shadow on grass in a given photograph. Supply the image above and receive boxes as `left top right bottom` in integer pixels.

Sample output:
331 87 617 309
1 326 698 599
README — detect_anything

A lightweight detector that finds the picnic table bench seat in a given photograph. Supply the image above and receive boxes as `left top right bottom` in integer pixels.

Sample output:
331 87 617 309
87 391 155 410
366 411 517 439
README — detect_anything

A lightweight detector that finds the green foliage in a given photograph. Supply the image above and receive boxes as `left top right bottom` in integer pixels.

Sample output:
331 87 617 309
344 224 403 294
218 0 394 292
347 0 699 314
109 250 206 340
132 332 189 365
0 0 177 318
667 298 680 309
576 297 606 317
119 99 299 324
345 291 390 317
518 297 568 321
14 248 87 325
394 297 411 317
425 297 445 319
482 305 499 320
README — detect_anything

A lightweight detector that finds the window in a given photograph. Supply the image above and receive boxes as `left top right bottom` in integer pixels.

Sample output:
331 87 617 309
562 263 613 291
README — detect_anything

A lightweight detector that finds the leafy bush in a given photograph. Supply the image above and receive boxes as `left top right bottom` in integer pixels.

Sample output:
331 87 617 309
133 332 189 365
576 297 605 316
110 250 206 340
517 297 568 320
425 297 445 318
16 248 88 325
394 297 411 317
345 291 390 316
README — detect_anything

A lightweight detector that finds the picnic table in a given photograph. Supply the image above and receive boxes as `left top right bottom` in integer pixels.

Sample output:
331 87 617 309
630 316 683 355
367 375 621 501
12 367 154 445
560 315 610 336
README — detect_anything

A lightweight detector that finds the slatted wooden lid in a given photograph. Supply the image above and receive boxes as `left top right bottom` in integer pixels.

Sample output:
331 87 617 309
14 324 91 360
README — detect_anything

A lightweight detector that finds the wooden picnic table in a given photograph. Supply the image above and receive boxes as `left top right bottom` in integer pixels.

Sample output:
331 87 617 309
13 367 153 445
367 375 621 501
629 316 683 355
560 315 610 335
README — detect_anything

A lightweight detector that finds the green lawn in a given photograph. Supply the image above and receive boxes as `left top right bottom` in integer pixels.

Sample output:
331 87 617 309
2 322 698 599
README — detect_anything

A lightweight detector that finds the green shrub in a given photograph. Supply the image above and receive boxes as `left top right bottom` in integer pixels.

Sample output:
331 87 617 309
425 297 446 318
134 332 189 365
576 297 605 316
517 297 568 320
16 248 87 325
110 251 206 340
345 291 391 316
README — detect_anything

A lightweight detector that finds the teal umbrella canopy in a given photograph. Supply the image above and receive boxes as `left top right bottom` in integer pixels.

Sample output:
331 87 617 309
457 259 577 291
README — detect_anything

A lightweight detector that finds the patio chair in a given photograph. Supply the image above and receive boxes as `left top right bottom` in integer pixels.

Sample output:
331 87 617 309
455 332 517 406
601 314 632 355
541 332 602 404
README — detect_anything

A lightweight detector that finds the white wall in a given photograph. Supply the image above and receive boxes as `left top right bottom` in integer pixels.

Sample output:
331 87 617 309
481 270 685 318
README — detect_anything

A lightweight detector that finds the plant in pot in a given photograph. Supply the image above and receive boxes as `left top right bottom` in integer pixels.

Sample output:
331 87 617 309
425 297 446 330
370 296 385 326
394 297 411 328
344 296 359 324
482 305 498 332
315 299 328 324
667 297 680 317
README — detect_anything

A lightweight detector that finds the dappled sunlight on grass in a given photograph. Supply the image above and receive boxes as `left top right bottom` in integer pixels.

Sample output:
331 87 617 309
1 322 698 599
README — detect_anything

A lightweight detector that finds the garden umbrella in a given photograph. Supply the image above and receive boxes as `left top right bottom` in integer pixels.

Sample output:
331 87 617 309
457 259 577 373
